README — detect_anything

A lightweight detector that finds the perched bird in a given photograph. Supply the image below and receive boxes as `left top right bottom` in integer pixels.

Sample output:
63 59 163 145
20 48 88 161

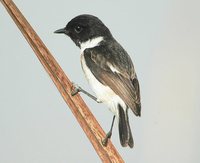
55 14 141 148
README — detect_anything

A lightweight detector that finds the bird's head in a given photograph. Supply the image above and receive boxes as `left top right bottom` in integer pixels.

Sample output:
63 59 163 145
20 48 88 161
54 14 112 47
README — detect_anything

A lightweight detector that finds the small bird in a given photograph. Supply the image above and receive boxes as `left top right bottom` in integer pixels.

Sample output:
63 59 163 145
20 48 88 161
55 14 141 148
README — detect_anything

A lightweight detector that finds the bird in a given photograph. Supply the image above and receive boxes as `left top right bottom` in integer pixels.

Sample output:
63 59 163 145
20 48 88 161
54 14 141 148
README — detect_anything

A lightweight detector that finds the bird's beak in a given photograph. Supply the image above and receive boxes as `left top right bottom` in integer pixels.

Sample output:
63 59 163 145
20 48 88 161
54 28 69 35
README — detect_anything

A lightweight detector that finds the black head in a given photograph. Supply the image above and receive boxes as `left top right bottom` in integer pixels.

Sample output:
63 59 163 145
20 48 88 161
54 14 112 47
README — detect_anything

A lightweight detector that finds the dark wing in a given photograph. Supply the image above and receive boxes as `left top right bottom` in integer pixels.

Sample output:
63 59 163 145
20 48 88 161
83 44 141 116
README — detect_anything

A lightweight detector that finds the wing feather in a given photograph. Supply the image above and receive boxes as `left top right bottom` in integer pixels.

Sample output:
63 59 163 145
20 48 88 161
84 45 141 116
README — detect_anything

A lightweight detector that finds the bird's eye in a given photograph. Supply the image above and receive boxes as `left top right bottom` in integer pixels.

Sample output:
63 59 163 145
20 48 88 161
74 26 83 33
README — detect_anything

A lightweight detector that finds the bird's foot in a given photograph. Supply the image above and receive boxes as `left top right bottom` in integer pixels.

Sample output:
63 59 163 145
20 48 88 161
102 131 112 146
71 83 82 96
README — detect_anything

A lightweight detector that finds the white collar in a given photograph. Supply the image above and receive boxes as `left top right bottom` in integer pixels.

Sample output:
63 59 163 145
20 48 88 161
80 36 104 53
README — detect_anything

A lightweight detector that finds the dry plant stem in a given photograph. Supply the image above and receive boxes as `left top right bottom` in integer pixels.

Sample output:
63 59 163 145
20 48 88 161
0 0 124 162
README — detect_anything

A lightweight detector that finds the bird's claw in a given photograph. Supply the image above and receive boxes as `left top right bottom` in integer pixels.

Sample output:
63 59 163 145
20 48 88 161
71 83 81 96
102 131 112 147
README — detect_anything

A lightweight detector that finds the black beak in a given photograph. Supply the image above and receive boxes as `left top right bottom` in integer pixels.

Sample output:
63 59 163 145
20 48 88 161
54 28 69 35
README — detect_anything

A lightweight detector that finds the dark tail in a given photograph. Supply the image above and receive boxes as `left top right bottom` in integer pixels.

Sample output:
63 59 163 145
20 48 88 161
118 104 134 148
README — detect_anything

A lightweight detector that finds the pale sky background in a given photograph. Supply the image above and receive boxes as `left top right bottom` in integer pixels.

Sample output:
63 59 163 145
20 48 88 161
0 0 200 162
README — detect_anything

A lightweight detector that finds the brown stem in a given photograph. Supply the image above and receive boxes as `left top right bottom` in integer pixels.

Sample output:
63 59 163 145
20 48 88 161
0 0 124 162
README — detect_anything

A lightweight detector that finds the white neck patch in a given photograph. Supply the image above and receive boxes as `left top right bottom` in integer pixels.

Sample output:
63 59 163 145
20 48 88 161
80 36 104 53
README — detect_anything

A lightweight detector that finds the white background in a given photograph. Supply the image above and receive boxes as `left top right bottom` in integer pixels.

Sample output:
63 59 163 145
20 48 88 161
0 0 200 162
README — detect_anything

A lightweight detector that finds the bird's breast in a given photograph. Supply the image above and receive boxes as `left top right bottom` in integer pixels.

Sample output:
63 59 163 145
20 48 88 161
80 53 113 101
80 53 126 116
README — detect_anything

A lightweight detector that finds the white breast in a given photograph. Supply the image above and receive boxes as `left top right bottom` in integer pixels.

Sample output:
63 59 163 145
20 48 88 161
80 53 126 116
79 36 126 116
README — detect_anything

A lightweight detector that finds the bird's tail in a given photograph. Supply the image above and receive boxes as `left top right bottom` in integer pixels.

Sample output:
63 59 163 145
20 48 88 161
118 104 134 148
